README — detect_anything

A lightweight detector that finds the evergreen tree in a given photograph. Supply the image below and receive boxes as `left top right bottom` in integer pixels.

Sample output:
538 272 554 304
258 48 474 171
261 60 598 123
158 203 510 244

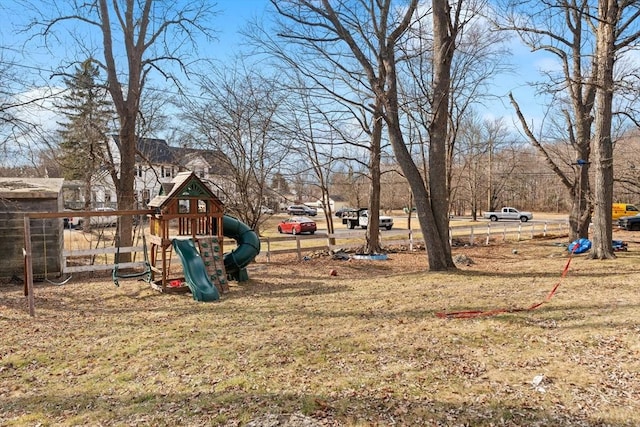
56 58 114 209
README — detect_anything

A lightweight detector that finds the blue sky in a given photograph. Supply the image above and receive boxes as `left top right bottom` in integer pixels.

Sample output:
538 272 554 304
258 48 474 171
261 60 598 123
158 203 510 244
0 1 271 79
0 0 549 145
0 0 273 148
211 0 271 55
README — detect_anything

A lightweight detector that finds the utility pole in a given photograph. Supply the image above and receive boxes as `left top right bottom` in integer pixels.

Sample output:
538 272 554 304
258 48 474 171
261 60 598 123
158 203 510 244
487 137 493 211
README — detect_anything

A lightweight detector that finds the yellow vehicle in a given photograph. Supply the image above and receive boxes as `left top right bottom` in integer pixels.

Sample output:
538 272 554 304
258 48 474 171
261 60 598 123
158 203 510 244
612 203 639 220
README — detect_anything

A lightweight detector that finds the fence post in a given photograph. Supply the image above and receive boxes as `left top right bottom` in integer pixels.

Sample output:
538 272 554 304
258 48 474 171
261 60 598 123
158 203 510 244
469 226 475 245
503 225 507 241
543 221 548 237
530 224 535 239
409 230 413 251
266 237 271 263
486 223 491 245
517 223 522 241
296 236 302 262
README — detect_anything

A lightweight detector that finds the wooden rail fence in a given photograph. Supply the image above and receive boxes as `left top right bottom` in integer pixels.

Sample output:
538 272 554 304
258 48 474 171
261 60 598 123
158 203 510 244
258 221 569 261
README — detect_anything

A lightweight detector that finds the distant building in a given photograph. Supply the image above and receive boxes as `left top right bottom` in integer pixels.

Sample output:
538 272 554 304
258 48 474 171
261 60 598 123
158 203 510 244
63 137 234 209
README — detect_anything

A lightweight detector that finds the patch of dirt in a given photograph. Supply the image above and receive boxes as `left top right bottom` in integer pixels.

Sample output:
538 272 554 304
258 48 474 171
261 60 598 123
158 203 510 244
250 235 575 281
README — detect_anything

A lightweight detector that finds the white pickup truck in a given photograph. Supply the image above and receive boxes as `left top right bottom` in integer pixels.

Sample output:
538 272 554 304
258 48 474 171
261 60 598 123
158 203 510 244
483 207 533 222
342 208 394 230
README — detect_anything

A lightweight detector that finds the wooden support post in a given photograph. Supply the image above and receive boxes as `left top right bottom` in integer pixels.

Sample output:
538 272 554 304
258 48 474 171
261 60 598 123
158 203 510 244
23 216 35 317
486 224 491 245
266 237 271 263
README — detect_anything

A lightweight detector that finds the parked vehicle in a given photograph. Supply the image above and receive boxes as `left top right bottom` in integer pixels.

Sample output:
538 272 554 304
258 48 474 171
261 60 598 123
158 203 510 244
612 203 639 220
77 207 118 228
483 207 533 222
286 205 317 216
63 210 79 229
260 206 274 215
335 207 353 218
618 214 640 231
342 208 393 230
277 216 317 235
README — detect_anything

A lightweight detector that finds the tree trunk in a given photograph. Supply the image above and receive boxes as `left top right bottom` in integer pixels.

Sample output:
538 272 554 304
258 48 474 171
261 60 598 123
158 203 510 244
114 117 137 262
590 0 616 260
364 106 383 254
384 39 453 270
427 0 455 269
568 162 592 241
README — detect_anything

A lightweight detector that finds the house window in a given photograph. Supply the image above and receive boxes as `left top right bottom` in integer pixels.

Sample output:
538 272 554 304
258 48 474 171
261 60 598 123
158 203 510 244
161 166 173 178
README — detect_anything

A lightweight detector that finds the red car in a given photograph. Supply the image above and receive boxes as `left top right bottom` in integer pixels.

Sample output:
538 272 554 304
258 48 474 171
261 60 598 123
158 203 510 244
277 216 317 235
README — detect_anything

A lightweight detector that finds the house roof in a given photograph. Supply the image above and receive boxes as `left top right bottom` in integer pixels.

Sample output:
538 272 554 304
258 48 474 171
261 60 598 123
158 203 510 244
136 137 176 164
111 136 230 172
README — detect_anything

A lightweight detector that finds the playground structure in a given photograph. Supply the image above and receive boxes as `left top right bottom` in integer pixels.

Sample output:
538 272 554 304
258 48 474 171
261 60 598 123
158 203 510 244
146 171 260 298
20 171 260 314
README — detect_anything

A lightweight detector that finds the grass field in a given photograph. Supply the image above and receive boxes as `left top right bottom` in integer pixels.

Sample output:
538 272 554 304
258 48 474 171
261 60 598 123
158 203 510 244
1 230 639 426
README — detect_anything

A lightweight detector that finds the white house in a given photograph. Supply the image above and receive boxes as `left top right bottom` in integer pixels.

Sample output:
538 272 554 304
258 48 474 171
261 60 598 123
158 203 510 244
64 137 234 209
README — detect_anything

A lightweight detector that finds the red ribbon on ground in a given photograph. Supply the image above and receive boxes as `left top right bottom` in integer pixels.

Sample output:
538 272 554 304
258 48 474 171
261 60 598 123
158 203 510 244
435 251 575 319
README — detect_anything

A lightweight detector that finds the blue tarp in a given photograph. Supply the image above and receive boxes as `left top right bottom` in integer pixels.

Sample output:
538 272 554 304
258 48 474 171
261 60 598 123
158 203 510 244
568 238 591 254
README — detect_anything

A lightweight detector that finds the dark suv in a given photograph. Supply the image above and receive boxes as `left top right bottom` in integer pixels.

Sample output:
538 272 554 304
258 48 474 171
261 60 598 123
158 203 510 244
286 205 317 216
618 215 640 231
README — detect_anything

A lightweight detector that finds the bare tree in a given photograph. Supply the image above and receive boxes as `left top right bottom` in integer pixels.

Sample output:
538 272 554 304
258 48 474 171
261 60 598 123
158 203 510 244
31 0 217 251
590 0 620 259
453 115 511 219
497 0 597 242
251 0 415 254
261 0 482 269
498 0 640 254
279 83 348 236
400 6 510 213
0 51 56 166
179 61 291 234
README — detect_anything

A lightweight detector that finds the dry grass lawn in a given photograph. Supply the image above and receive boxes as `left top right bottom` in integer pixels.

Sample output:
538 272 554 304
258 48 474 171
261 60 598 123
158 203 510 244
1 232 639 426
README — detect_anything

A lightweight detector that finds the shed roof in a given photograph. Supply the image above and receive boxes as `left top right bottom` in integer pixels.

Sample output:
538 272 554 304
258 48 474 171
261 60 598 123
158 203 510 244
0 178 64 199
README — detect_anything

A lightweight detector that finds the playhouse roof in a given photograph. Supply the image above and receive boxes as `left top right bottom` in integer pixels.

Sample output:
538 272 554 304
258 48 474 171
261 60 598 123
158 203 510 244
148 171 223 210
0 178 64 199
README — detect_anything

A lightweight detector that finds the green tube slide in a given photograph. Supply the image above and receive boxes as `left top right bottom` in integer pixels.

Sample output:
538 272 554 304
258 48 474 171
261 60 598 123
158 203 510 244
172 238 220 302
223 215 261 280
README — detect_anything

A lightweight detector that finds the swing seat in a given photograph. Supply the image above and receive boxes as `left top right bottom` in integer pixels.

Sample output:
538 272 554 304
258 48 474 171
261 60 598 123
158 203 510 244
112 235 153 287
112 263 152 287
